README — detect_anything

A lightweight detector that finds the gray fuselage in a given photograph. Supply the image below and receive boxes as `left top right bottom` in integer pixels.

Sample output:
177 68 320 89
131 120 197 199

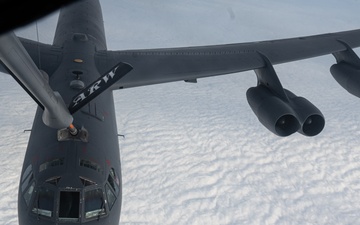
18 1 122 224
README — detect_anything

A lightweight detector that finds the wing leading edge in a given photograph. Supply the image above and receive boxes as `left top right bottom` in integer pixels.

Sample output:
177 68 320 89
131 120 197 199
95 29 360 89
2 28 360 137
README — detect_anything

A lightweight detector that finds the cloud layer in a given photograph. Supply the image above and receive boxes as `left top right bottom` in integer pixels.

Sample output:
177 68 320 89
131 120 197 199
1 0 360 224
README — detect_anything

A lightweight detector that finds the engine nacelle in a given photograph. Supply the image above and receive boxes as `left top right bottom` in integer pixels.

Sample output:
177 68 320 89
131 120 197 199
330 62 360 98
247 86 325 137
247 85 300 137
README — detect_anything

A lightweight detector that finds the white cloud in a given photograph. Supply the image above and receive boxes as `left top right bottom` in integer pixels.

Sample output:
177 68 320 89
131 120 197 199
1 0 360 224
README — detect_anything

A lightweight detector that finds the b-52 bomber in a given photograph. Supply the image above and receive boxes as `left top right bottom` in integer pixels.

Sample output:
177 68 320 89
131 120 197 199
0 0 360 224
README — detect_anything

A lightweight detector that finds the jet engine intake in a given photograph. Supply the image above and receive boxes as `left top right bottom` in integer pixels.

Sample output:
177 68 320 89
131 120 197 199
246 85 299 137
246 85 325 137
330 62 360 98
284 90 325 136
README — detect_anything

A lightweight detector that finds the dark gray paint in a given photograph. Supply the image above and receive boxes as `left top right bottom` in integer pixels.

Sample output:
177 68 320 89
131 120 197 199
96 30 360 89
17 1 122 224
0 0 357 224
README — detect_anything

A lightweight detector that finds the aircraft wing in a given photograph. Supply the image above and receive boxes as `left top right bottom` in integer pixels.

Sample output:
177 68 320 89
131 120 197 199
0 37 63 76
95 29 360 89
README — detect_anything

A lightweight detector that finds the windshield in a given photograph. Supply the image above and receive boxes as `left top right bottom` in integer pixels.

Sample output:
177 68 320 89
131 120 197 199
32 187 55 218
30 176 108 222
84 188 106 219
59 191 80 222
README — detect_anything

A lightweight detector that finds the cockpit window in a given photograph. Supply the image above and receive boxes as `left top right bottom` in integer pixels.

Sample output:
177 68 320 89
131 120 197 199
22 164 32 183
80 176 96 187
106 168 120 210
45 176 61 186
80 159 102 173
107 168 119 195
59 191 80 222
84 189 106 219
21 164 35 207
21 164 34 193
23 181 35 206
105 184 116 210
32 187 55 218
39 158 64 172
29 185 109 222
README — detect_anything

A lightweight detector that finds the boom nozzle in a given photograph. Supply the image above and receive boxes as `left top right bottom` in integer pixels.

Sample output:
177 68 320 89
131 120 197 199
68 123 78 136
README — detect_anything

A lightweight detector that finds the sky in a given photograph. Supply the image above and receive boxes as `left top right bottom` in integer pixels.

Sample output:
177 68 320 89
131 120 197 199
1 0 360 224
